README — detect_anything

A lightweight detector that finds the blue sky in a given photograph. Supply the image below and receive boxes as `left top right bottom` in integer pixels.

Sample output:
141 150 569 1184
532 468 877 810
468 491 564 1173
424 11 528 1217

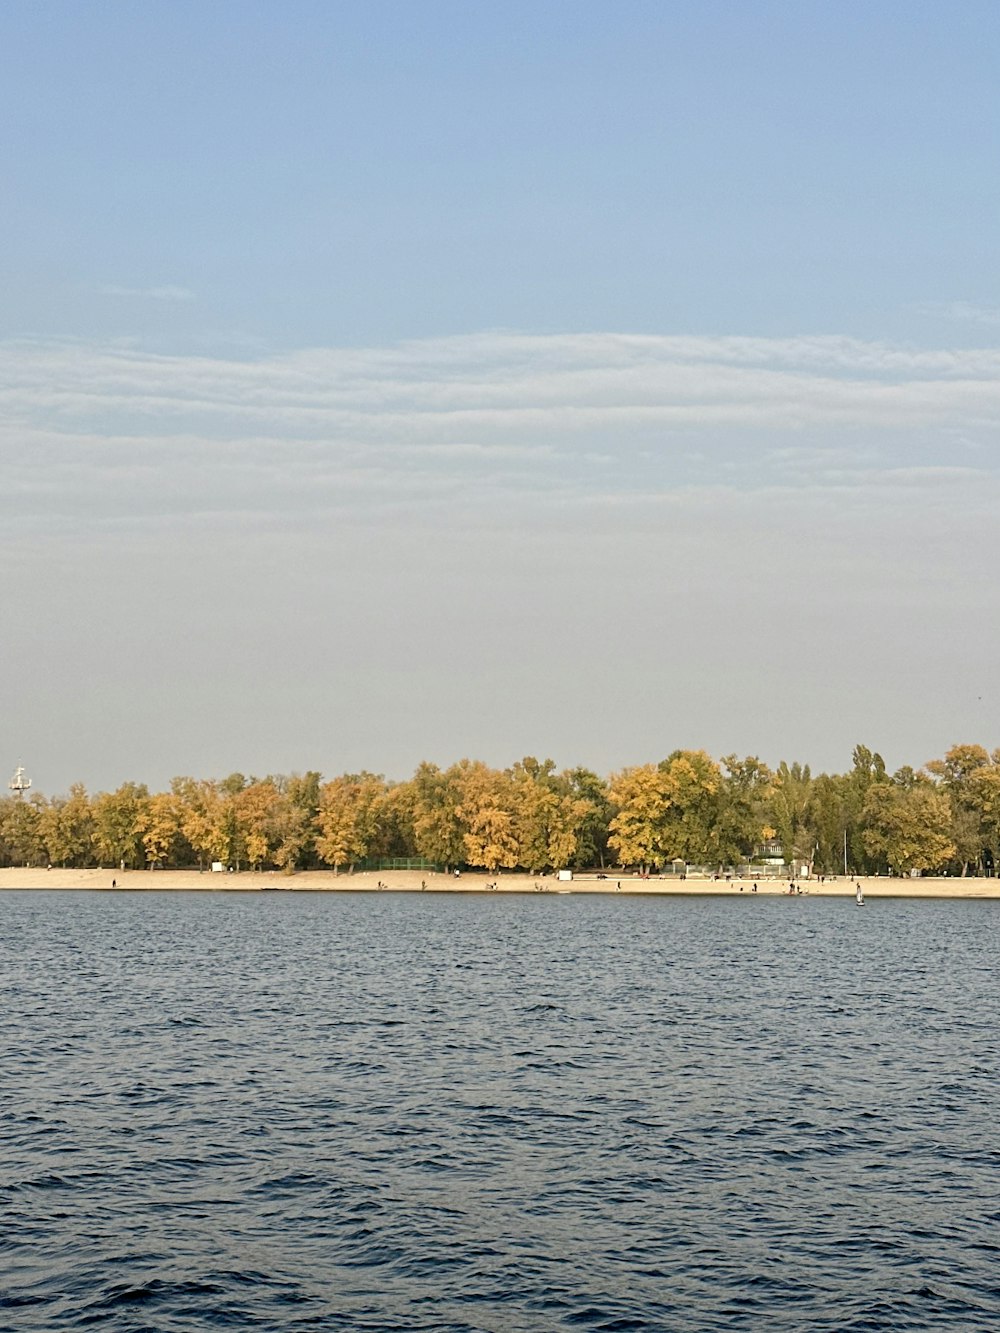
5 1 998 347
1 2 998 791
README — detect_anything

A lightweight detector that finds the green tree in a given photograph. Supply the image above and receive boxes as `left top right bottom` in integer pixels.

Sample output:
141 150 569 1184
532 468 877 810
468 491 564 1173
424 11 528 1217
281 772 322 868
0 794 44 866
407 761 470 869
844 745 888 873
970 764 1000 875
926 743 992 876
658 750 724 864
509 757 590 871
861 778 955 875
810 773 849 874
717 756 774 865
563 767 612 868
767 761 816 871
92 783 149 868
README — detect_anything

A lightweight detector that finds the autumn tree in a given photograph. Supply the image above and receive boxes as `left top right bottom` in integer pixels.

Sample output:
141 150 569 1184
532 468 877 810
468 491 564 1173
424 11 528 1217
926 743 992 876
406 761 470 869
138 791 183 868
92 783 149 868
861 775 955 875
38 784 94 867
268 772 322 871
970 760 1000 876
315 773 388 872
0 795 44 866
658 750 724 865
233 780 284 870
509 757 590 872
456 763 518 872
172 777 231 868
608 765 674 869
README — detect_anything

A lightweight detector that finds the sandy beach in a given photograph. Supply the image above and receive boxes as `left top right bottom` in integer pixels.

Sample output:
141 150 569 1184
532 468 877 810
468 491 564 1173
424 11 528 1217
0 867 997 897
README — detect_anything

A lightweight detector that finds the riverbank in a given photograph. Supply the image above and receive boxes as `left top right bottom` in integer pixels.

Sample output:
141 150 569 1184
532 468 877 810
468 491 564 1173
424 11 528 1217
0 868 997 897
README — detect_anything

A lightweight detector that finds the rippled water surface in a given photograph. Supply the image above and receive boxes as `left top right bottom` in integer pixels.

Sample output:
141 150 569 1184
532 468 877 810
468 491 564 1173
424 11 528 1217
2 890 999 1331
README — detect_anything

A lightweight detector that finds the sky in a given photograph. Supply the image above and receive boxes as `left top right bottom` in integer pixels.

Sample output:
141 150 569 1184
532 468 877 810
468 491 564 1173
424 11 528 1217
1 0 998 794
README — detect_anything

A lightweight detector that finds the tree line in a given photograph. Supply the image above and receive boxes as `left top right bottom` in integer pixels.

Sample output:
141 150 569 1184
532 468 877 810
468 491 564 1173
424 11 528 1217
1 744 998 877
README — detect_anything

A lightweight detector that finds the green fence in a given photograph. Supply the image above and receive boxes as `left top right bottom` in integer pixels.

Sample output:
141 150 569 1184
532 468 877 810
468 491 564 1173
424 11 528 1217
352 856 442 872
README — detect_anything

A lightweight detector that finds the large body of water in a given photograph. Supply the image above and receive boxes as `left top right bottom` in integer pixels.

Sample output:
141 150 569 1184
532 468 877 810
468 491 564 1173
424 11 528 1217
1 889 998 1331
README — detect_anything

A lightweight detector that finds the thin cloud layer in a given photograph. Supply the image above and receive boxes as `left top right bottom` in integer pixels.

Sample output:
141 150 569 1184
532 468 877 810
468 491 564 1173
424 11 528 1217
2 330 998 535
97 285 197 302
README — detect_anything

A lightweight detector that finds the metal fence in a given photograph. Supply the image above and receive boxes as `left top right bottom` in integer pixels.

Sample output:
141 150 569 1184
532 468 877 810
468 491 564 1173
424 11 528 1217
352 856 442 872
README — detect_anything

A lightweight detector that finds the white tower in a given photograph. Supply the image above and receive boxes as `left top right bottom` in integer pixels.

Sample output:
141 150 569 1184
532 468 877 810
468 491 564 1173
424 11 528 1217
9 766 31 797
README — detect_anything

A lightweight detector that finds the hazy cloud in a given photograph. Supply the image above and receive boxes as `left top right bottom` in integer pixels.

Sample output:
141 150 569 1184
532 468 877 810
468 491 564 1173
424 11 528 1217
98 284 197 302
913 300 1000 328
2 330 998 538
3 328 997 791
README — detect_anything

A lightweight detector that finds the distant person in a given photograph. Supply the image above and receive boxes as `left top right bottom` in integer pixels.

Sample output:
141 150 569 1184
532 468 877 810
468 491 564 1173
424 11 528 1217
111 878 116 889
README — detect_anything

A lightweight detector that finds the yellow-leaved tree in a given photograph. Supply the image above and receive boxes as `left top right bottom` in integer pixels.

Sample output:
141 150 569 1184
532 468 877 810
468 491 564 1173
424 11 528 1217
510 757 590 872
315 773 387 872
861 779 955 875
607 765 674 869
457 763 518 873
138 791 182 868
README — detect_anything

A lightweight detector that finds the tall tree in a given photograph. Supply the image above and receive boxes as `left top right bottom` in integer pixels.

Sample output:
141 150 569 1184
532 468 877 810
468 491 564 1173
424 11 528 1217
315 773 387 871
717 756 774 865
926 743 992 875
658 750 724 864
861 777 955 875
509 758 590 872
172 777 232 868
563 767 612 868
0 795 44 866
844 745 889 874
138 791 183 868
407 761 470 869
457 763 518 872
92 783 149 869
608 765 674 869
768 761 816 871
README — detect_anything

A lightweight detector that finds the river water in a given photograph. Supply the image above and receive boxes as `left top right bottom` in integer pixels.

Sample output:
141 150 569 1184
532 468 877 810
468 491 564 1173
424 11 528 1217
1 889 998 1331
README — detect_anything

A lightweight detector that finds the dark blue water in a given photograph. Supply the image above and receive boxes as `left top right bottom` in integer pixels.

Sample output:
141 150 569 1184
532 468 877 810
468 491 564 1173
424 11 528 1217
1 890 998 1331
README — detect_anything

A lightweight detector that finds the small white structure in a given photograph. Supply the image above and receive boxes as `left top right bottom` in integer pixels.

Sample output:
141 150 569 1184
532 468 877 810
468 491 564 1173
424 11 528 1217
8 766 31 796
211 861 225 873
557 869 573 882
